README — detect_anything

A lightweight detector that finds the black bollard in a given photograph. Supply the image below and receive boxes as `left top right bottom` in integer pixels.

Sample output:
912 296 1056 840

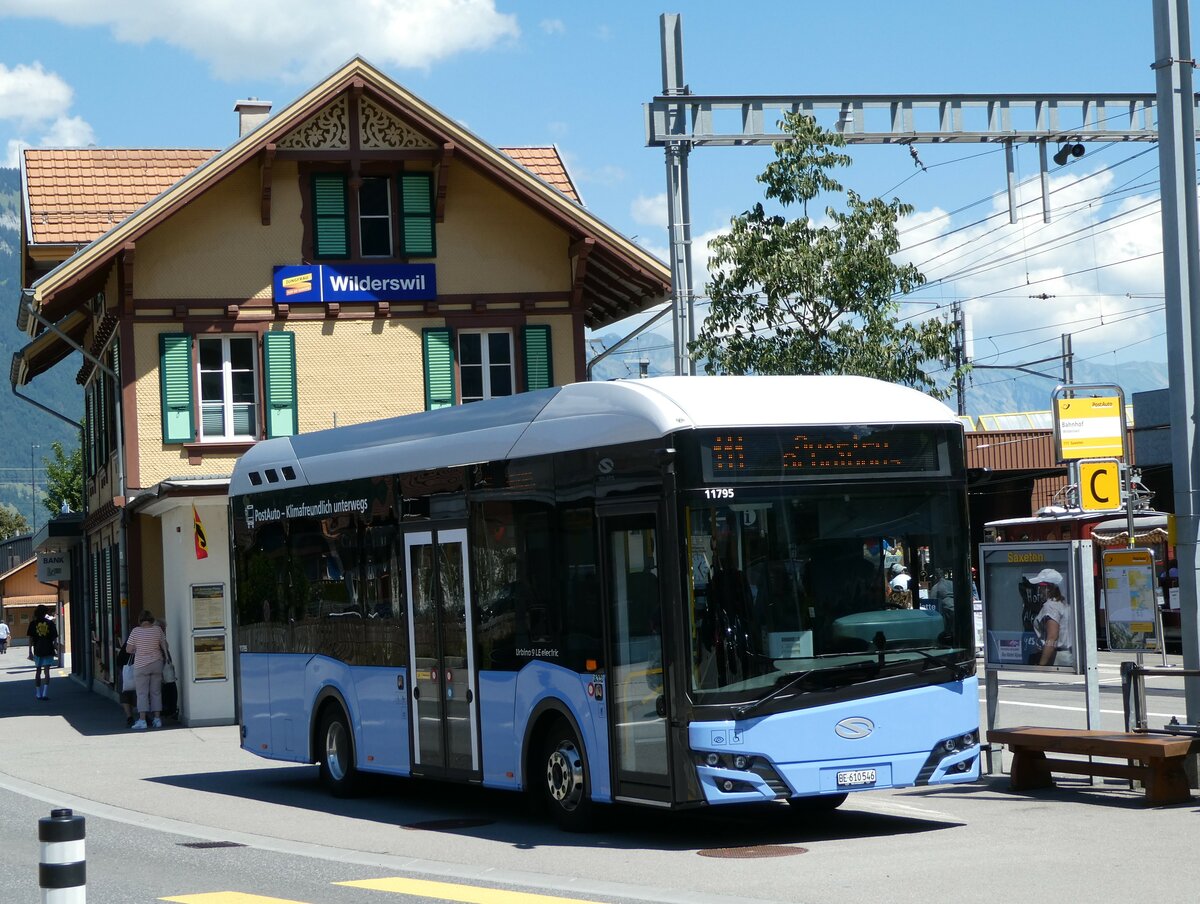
38 808 86 903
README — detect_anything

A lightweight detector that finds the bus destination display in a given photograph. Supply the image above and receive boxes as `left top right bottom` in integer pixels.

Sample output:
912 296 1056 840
700 428 940 481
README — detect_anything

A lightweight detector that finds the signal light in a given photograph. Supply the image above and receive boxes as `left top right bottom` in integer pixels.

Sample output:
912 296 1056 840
1053 143 1085 166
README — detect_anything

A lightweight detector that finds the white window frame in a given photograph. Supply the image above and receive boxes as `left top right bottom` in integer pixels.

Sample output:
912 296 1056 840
197 335 259 441
358 175 393 258
458 329 515 404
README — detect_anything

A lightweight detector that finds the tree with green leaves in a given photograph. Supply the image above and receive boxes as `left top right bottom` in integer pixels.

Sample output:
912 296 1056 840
0 504 29 540
42 441 83 517
691 112 959 398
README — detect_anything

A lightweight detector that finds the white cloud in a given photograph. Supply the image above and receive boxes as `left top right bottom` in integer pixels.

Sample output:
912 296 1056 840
0 62 73 126
631 193 666 229
40 114 95 147
539 18 565 35
0 0 521 81
0 61 95 163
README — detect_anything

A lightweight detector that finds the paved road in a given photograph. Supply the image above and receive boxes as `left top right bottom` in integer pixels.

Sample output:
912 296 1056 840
1 654 1198 903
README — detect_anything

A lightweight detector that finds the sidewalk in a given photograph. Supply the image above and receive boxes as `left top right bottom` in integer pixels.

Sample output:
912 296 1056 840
0 657 294 834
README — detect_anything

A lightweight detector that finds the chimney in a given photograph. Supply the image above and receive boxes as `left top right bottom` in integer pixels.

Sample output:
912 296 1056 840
234 98 272 137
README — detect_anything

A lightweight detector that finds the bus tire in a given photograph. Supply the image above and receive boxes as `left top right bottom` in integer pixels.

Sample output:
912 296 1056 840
317 705 359 798
539 718 594 832
787 792 847 814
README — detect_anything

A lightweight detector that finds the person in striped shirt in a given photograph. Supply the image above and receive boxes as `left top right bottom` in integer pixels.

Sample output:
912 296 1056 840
124 610 170 730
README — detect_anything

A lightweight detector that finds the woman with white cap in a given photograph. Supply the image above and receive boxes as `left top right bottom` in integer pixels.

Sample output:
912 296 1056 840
1030 568 1072 666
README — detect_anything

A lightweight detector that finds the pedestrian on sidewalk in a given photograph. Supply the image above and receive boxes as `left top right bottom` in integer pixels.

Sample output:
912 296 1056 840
124 610 170 730
27 605 59 699
0 617 10 654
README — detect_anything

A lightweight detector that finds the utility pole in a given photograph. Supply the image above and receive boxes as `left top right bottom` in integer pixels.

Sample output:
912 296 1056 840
1153 0 1200 741
1061 333 1074 384
953 304 968 416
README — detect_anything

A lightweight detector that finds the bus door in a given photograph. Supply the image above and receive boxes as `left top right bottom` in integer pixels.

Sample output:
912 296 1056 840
404 527 480 779
602 512 672 804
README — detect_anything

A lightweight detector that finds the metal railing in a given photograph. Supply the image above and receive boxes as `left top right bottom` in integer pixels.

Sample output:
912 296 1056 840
1120 662 1200 735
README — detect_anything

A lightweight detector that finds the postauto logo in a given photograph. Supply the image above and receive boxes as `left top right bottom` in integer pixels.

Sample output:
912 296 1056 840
834 717 875 740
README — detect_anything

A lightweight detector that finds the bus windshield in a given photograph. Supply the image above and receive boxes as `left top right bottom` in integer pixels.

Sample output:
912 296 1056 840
685 484 972 703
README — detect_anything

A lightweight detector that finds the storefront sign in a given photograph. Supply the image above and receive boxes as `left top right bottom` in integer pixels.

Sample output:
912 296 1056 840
37 552 70 582
272 264 436 303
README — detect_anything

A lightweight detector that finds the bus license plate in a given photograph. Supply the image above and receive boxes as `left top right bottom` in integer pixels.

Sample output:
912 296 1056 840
836 768 877 787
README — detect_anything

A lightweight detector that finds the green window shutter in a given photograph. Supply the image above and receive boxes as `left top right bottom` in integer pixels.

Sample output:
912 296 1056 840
159 333 195 443
312 173 349 259
400 172 435 257
423 327 455 410
263 331 299 438
522 325 553 392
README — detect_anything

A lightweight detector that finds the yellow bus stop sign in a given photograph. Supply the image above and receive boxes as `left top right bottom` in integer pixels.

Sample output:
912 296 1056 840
1056 396 1124 459
1079 458 1122 512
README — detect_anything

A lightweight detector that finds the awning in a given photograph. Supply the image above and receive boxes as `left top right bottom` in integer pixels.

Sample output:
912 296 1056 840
10 308 89 386
32 512 84 553
1091 512 1170 547
1 595 58 607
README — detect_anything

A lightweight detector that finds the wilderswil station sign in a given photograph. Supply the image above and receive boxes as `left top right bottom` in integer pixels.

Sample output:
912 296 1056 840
272 263 437 303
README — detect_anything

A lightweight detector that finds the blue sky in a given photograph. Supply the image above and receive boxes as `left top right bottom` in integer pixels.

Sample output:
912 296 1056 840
0 1 1181 390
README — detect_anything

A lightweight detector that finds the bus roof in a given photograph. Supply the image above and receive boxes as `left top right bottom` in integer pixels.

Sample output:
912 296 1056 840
229 375 958 496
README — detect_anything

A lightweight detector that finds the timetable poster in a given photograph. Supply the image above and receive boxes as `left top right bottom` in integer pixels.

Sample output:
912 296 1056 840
1103 547 1160 652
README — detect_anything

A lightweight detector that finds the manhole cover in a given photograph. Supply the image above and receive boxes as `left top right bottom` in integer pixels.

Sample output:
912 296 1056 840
402 818 494 831
698 845 807 859
178 841 247 849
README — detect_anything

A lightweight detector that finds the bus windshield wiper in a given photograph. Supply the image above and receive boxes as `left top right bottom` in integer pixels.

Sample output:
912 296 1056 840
892 646 971 681
872 631 970 681
731 660 878 720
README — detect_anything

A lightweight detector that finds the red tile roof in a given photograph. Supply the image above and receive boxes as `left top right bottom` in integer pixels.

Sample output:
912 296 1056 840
24 145 579 249
23 148 219 246
499 146 580 203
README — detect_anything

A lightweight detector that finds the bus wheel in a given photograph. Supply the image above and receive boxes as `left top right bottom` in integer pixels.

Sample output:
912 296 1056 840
787 792 847 814
540 720 594 832
318 706 358 797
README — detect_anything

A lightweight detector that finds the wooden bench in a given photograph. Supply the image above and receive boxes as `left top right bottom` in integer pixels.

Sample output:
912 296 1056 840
988 726 1200 806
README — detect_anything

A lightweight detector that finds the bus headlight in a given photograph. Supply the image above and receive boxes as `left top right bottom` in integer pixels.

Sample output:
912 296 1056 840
916 729 979 784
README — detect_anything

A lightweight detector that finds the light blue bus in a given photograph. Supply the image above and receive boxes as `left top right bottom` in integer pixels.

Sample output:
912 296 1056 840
229 375 979 829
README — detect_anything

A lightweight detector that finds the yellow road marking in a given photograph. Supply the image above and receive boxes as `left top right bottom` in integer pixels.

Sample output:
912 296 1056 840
161 894 309 903
337 876 611 904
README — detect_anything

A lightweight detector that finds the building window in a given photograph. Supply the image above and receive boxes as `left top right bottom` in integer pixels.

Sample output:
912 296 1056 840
160 331 297 444
311 171 434 262
199 336 258 440
421 325 553 411
459 330 513 404
359 176 393 257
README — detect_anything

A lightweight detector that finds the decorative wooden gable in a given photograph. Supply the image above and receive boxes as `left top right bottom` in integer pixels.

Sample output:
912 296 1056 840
276 95 438 152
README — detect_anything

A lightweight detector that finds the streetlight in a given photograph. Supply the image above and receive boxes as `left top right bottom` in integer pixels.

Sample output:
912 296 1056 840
30 443 40 534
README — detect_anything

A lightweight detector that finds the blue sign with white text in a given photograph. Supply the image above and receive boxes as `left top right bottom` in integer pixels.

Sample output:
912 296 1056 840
273 264 437 303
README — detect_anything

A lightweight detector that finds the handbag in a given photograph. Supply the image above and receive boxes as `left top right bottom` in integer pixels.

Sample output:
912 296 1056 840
162 656 177 684
121 662 135 688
